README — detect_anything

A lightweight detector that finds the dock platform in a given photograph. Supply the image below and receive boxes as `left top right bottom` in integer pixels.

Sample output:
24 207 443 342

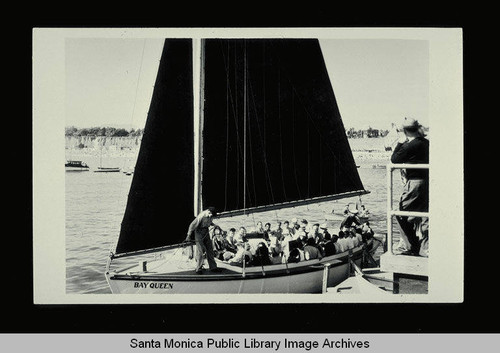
380 253 428 294
380 253 428 277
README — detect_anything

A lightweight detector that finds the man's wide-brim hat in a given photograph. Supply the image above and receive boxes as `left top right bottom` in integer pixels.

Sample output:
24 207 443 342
401 117 421 129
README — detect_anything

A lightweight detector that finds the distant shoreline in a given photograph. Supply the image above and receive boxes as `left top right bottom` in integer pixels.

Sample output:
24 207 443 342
65 136 394 167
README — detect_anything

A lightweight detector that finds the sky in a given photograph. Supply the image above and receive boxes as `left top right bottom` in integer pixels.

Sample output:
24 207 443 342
65 38 429 130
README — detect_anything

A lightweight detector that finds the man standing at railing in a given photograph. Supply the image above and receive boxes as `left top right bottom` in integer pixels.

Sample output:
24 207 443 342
391 117 429 257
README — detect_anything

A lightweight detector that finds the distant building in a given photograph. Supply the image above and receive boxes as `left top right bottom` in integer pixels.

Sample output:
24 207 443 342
346 127 388 139
346 126 428 139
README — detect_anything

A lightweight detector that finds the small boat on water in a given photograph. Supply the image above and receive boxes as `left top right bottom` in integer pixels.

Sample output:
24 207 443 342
65 160 89 172
122 167 134 176
105 38 371 294
94 167 121 173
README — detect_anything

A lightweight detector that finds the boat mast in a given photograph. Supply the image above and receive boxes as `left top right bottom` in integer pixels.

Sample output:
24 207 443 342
193 38 205 216
243 40 247 215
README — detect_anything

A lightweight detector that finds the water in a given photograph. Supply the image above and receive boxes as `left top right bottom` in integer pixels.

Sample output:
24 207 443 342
65 149 403 294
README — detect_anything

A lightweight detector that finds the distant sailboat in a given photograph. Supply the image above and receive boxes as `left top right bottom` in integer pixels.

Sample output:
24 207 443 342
105 38 371 294
94 139 120 173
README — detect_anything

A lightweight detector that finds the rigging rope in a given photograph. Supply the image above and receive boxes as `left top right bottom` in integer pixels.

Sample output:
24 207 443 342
131 40 147 131
290 92 303 199
219 41 243 209
278 69 288 200
247 71 275 205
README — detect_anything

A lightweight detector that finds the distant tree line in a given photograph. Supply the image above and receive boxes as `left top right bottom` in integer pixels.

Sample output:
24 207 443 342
65 126 143 137
346 127 390 139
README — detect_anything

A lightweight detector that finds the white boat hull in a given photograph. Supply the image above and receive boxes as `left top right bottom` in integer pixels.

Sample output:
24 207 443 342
105 246 364 294
65 167 89 172
94 167 121 173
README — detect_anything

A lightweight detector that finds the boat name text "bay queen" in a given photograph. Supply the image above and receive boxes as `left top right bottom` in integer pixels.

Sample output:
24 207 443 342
134 282 174 289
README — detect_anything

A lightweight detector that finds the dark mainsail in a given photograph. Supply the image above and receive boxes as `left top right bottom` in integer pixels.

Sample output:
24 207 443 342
202 39 366 216
115 39 194 255
114 38 368 256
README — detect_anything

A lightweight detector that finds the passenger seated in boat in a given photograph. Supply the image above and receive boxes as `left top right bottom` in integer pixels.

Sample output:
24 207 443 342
282 220 292 236
317 223 330 254
256 221 265 235
303 237 323 260
286 239 305 263
319 223 330 238
301 219 309 232
322 233 337 256
354 227 364 246
280 229 294 259
361 221 373 237
294 221 308 240
268 232 282 257
209 225 222 240
343 227 355 249
340 211 361 229
359 205 370 218
361 222 378 251
252 242 273 266
309 223 323 243
263 222 272 242
227 242 253 265
351 229 360 247
274 222 283 240
212 228 225 260
234 226 247 244
290 218 298 235
226 228 238 249
336 231 347 253
221 231 237 253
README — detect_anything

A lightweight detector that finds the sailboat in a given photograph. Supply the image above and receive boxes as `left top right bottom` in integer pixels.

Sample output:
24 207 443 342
105 38 370 294
94 139 121 173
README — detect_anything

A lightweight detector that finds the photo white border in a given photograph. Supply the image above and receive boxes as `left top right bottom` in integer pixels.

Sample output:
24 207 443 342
33 27 463 304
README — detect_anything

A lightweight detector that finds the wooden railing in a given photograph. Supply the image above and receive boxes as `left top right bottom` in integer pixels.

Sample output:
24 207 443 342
386 163 429 254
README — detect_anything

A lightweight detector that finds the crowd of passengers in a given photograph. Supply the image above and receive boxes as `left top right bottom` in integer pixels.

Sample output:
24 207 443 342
207 211 378 267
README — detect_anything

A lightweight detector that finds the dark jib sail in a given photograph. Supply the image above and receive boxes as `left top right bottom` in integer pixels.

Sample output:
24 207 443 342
115 39 194 255
202 39 367 216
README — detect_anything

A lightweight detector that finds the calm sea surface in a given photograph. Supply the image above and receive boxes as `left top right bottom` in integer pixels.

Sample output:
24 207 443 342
65 149 404 294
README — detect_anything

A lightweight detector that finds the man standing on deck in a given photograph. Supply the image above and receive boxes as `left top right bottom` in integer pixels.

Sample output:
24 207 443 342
391 117 429 257
185 207 222 274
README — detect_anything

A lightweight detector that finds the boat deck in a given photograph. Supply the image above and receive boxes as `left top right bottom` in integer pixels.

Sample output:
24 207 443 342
112 247 352 280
